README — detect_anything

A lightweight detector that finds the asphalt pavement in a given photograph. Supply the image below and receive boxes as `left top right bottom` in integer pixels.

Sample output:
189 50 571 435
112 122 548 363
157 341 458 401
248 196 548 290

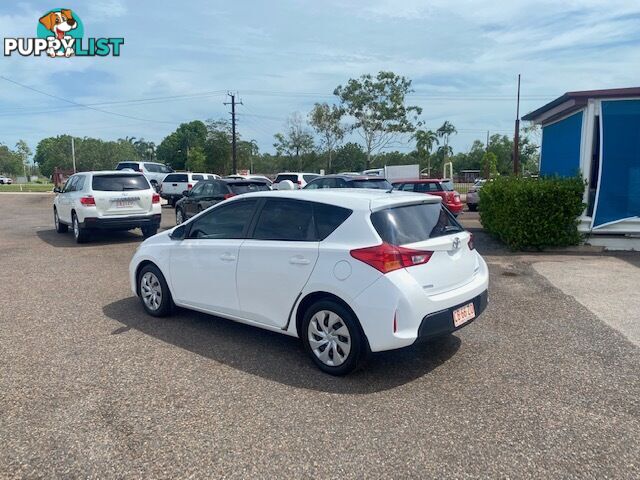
0 194 638 479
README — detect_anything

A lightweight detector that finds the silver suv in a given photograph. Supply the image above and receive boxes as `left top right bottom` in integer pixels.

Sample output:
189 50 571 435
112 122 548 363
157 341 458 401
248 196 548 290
115 161 173 191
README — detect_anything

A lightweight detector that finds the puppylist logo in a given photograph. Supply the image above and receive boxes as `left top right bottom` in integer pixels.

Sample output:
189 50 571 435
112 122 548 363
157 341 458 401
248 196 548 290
4 8 124 58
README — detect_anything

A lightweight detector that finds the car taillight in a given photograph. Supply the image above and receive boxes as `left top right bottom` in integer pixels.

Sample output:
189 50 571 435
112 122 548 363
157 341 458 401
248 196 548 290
223 193 236 200
80 196 96 206
152 193 160 204
468 233 475 250
187 183 193 189
350 243 433 274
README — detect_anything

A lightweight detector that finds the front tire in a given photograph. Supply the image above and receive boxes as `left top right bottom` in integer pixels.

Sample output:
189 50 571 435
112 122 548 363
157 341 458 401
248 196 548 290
72 212 89 243
138 264 173 317
54 208 68 233
301 300 368 376
176 208 185 225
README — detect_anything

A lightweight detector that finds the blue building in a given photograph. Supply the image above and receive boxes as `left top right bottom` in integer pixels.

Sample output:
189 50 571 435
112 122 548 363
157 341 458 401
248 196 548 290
523 88 640 249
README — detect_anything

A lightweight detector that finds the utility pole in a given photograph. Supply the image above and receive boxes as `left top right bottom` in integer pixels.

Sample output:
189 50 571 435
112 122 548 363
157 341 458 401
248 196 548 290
513 74 521 176
71 136 77 173
224 92 243 174
486 130 490 152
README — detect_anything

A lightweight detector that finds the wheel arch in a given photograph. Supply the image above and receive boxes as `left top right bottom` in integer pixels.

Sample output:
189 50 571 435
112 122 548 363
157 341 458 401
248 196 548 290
294 291 370 351
134 259 173 297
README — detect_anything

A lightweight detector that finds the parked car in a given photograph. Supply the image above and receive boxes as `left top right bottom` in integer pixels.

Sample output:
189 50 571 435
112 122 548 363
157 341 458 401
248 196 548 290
224 174 273 187
273 172 320 189
175 178 270 224
304 174 392 190
130 189 489 375
0 175 13 184
466 179 486 212
115 161 174 191
53 171 162 243
392 179 463 216
160 172 220 206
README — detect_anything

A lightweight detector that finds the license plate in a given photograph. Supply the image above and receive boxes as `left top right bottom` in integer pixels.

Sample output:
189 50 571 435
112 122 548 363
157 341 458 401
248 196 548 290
453 302 476 327
114 200 134 208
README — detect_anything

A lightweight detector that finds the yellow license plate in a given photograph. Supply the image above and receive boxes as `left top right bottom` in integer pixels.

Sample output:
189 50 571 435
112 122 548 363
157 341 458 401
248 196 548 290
453 302 475 327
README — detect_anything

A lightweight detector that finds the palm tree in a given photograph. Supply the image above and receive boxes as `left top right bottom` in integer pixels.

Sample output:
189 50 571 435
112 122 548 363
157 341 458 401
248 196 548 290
436 121 457 176
413 129 439 176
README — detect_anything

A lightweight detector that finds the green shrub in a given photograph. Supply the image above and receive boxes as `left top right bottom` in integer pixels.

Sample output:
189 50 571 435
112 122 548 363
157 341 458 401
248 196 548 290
479 176 585 250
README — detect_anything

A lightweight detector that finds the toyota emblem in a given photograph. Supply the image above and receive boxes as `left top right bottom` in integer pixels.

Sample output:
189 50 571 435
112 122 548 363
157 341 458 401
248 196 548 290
452 237 461 250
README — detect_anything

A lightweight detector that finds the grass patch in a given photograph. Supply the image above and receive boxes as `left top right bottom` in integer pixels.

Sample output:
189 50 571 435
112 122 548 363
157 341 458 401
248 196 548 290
0 184 54 192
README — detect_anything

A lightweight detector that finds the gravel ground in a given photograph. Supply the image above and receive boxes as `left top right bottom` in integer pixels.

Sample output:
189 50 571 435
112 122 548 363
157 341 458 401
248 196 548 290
0 194 638 479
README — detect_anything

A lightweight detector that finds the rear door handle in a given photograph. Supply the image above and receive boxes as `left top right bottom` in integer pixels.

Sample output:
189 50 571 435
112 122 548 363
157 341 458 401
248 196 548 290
220 253 236 262
290 256 310 265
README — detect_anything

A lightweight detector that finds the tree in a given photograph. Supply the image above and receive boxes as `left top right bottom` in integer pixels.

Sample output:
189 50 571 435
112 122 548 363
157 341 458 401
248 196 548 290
482 151 498 178
185 146 207 172
332 142 367 173
334 71 422 169
413 129 439 176
157 120 207 170
0 144 23 176
308 102 344 173
273 112 315 171
15 140 32 179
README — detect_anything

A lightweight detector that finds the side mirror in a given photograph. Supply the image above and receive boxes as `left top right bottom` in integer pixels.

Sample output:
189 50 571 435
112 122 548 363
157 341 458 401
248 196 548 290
182 190 191 197
53 186 62 193
170 224 187 240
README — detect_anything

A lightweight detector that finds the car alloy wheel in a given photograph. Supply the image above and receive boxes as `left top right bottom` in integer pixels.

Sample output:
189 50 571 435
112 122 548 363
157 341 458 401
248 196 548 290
73 215 80 239
140 271 162 311
307 310 352 367
54 210 59 230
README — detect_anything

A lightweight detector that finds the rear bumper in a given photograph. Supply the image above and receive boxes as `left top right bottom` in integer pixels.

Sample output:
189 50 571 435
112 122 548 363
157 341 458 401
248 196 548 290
161 193 182 200
81 214 161 230
417 290 488 340
446 203 464 214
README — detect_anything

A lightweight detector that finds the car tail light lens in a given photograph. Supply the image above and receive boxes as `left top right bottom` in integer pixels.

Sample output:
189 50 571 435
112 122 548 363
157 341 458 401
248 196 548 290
350 243 433 274
80 196 95 206
187 183 193 189
152 193 160 204
468 233 475 250
223 193 236 200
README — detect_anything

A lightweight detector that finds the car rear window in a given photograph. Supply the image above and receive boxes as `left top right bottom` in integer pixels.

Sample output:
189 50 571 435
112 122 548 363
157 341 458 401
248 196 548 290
371 203 463 245
441 180 454 191
164 173 188 183
275 174 299 183
229 182 271 194
350 179 392 190
92 174 149 191
116 162 139 171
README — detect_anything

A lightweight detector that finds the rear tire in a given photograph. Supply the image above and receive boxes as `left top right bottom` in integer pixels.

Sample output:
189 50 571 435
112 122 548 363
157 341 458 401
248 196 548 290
301 300 368 376
72 212 89 243
138 264 173 317
54 208 68 233
142 225 159 238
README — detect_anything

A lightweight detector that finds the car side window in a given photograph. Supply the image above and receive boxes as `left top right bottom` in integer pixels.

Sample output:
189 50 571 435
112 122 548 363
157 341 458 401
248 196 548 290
253 199 315 241
192 174 204 181
65 176 79 193
75 175 85 191
187 200 257 239
336 178 348 188
190 182 205 196
144 163 159 173
401 184 414 192
61 177 74 193
305 179 321 189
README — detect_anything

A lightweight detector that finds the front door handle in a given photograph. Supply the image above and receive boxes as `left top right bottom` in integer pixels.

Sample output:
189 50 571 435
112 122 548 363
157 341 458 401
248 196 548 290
290 256 310 265
220 253 236 262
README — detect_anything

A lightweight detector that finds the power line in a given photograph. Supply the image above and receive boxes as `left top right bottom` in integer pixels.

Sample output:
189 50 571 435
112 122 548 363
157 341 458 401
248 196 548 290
0 75 177 125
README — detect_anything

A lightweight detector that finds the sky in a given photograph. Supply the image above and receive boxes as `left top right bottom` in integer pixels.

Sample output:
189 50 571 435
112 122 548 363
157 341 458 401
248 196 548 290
1 0 640 159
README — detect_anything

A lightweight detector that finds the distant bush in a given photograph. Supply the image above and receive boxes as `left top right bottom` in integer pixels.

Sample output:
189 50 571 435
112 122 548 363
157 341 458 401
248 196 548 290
479 176 585 250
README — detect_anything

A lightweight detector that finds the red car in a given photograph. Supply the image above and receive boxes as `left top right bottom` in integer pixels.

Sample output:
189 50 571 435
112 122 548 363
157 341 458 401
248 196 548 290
392 179 464 215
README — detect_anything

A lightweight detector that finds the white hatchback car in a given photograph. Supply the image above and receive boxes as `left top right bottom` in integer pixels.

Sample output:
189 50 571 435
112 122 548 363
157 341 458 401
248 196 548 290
129 189 488 375
53 171 162 243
